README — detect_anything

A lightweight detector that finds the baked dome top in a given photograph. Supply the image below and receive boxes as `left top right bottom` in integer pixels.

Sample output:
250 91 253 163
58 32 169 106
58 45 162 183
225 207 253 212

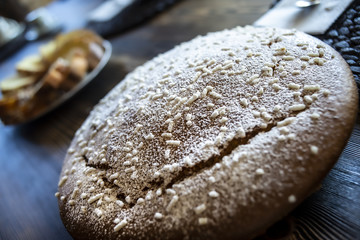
57 26 358 240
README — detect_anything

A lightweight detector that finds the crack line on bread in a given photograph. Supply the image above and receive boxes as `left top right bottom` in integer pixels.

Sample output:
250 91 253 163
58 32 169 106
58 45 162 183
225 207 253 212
83 155 111 170
164 117 288 190
91 109 308 207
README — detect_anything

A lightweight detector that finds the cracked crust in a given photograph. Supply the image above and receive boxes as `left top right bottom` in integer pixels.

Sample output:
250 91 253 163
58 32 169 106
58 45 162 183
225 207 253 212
57 26 358 240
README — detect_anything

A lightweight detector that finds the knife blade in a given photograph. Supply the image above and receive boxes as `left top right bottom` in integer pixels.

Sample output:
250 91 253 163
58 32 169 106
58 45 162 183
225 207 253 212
254 0 354 35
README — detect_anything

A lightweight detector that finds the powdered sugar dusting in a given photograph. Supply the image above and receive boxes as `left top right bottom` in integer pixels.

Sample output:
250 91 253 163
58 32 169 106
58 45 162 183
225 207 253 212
57 25 353 240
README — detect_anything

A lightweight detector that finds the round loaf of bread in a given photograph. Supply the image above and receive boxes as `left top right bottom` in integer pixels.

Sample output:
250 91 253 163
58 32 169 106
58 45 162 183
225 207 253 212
57 26 358 240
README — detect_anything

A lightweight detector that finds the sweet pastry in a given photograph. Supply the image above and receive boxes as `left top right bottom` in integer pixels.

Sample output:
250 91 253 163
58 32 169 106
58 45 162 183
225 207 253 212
0 30 104 125
57 26 358 239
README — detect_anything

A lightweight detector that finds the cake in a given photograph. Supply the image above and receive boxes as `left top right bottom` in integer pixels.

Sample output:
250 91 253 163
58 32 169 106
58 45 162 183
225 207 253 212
56 26 358 240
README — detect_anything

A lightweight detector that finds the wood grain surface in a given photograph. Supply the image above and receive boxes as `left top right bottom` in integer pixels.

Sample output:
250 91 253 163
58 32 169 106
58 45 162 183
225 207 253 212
0 0 359 239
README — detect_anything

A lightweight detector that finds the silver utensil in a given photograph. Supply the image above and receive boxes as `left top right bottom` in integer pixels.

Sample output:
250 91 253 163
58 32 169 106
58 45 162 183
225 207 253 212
295 0 321 8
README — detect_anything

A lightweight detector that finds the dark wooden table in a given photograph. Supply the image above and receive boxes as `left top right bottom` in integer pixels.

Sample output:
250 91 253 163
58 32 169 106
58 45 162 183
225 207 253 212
0 0 359 239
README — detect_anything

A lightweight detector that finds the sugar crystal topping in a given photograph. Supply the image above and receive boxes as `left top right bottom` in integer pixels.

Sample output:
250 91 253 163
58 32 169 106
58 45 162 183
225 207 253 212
58 26 346 238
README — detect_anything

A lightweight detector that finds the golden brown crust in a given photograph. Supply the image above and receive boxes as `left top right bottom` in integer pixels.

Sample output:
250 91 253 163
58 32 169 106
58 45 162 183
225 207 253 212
57 26 358 240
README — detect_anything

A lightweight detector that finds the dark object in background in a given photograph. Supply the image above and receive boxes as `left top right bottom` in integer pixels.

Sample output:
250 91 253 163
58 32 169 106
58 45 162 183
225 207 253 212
86 0 182 38
320 3 360 89
0 0 28 62
0 0 29 22
0 29 27 63
0 7 62 62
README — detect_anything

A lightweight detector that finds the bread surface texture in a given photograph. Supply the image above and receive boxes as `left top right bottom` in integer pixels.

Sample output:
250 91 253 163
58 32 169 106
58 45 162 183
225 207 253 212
57 26 358 240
